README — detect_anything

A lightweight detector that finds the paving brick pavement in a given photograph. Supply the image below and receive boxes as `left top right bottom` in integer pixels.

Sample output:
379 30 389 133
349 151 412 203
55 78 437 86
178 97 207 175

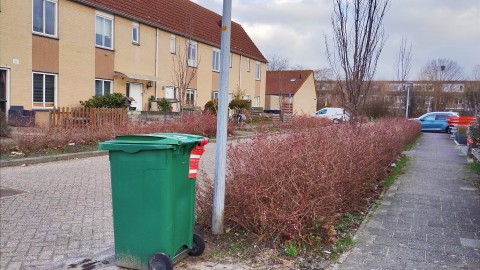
0 141 236 270
333 133 480 269
0 156 114 270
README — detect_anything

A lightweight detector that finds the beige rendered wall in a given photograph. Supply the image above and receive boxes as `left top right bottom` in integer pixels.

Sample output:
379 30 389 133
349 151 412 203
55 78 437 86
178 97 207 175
195 42 212 108
58 1 95 107
156 30 176 98
0 0 33 110
266 95 281 110
293 73 317 114
114 17 157 109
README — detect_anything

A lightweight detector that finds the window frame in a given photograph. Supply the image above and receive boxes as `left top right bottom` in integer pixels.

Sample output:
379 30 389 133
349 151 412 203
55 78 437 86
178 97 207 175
253 96 260 107
170 34 176 54
132 22 139 44
211 91 219 100
95 79 113 96
229 53 232 68
32 0 58 37
185 89 197 106
212 49 220 72
255 61 261 80
187 41 198 67
246 58 250 72
32 71 57 108
164 86 179 100
95 11 114 50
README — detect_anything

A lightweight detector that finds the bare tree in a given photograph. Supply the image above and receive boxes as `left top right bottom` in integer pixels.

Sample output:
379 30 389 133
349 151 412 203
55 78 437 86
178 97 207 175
171 39 201 111
325 0 390 122
418 58 464 81
394 36 413 82
418 58 465 111
314 68 334 109
393 36 413 116
267 54 290 71
465 65 480 115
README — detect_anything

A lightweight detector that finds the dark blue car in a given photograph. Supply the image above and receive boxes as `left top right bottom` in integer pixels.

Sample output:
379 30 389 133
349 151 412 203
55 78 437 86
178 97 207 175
414 112 459 132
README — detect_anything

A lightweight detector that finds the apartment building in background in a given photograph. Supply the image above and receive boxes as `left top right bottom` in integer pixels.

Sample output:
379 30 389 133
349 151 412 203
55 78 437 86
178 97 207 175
0 0 267 125
315 80 478 117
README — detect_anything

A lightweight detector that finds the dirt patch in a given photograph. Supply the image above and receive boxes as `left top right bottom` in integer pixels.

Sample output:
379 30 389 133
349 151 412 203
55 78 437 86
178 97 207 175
176 229 333 270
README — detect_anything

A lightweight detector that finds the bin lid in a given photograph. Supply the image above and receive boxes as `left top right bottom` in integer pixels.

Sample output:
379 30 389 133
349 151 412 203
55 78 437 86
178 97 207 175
98 133 207 153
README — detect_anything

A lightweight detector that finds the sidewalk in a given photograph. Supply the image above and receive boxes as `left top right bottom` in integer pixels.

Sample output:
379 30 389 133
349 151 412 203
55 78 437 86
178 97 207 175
333 133 480 269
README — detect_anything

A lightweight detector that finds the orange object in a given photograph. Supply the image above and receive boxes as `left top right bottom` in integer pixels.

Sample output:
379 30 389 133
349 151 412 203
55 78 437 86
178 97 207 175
188 138 208 178
447 116 476 127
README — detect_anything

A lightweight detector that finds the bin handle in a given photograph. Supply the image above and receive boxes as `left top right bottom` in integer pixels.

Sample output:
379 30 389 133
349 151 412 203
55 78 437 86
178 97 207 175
115 135 183 145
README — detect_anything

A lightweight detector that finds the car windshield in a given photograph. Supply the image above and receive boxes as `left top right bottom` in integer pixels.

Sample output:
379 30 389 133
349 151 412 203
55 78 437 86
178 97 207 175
317 109 327 114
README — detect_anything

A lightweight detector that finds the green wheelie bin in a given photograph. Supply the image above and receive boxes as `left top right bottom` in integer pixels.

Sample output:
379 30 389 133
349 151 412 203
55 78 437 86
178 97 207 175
98 133 208 270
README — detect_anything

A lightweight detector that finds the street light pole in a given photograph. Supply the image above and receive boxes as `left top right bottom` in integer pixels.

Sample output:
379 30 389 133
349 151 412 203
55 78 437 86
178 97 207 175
212 0 232 235
405 82 412 118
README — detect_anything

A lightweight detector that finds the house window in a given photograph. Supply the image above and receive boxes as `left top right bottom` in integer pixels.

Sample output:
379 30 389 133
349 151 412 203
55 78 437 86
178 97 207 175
255 61 261 80
132 22 139 44
186 89 196 105
187 41 197 67
229 53 233 68
95 79 112 96
242 95 250 100
211 91 233 102
212 49 220 72
211 91 219 100
170 34 176 54
95 12 113 49
246 58 250 72
164 86 178 99
33 0 57 37
254 96 260 107
33 72 56 107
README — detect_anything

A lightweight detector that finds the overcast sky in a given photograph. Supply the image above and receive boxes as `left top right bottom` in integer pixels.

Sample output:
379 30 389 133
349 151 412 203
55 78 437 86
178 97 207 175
192 0 480 80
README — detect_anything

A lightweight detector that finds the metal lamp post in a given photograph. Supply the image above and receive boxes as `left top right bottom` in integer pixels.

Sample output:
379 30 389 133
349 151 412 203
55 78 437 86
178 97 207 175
405 82 412 118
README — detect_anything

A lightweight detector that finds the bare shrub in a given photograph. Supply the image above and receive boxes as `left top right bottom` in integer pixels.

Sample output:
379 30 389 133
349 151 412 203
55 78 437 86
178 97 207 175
0 112 232 156
257 116 332 133
197 118 420 244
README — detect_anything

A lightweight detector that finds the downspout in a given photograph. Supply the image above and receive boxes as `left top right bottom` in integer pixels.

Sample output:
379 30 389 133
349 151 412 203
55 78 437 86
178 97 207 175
239 55 242 89
155 28 159 99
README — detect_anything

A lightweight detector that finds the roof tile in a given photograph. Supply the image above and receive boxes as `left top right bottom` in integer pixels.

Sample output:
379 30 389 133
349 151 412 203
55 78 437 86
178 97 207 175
266 70 314 95
73 0 267 62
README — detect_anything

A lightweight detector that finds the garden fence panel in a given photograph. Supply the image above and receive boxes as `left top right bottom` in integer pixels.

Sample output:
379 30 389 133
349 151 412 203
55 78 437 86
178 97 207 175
49 107 128 129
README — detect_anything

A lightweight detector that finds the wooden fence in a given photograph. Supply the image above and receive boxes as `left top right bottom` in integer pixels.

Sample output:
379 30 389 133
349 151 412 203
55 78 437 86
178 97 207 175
49 107 128 129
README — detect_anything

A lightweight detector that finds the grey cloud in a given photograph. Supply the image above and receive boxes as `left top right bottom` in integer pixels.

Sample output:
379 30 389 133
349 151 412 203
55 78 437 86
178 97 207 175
193 0 480 79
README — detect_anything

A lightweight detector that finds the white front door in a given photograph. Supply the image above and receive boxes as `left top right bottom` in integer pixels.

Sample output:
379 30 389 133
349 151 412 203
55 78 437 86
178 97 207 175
129 83 142 111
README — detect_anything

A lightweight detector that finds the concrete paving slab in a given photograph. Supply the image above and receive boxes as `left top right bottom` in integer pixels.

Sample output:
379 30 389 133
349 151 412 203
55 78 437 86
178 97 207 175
333 133 480 269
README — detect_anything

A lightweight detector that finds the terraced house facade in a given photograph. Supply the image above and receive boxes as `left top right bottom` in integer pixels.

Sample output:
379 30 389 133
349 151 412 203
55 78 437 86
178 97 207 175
0 0 267 125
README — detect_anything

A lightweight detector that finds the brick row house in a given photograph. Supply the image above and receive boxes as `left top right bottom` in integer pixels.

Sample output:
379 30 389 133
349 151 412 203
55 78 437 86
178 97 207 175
265 70 317 115
0 0 267 125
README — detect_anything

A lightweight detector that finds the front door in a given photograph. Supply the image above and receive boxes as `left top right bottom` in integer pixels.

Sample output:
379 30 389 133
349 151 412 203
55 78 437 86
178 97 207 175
0 69 7 113
129 83 143 111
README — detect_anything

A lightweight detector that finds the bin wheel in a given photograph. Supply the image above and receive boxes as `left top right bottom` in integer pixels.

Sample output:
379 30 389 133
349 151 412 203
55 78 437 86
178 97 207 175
149 253 173 270
188 233 205 256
